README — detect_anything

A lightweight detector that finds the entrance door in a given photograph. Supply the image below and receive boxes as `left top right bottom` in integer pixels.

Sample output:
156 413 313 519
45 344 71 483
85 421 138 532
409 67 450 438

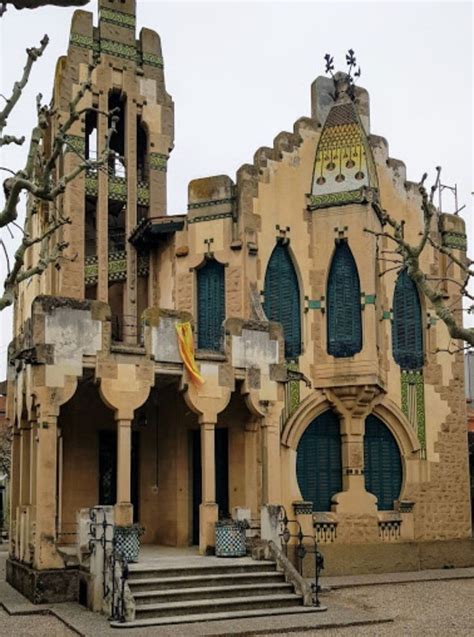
98 430 140 522
191 428 229 545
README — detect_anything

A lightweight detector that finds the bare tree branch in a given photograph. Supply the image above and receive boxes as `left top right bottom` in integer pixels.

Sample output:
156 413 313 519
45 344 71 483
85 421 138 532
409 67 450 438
368 171 474 349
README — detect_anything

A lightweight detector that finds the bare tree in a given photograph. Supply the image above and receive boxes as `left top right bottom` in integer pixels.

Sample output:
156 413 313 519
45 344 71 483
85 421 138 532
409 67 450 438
0 34 117 311
368 169 473 350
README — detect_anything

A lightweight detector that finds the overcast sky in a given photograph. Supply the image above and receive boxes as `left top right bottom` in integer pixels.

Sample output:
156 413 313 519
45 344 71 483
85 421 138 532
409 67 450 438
0 0 472 375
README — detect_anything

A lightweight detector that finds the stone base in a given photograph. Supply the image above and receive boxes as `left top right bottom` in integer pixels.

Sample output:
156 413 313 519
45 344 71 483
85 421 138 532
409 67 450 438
298 538 474 577
6 558 78 604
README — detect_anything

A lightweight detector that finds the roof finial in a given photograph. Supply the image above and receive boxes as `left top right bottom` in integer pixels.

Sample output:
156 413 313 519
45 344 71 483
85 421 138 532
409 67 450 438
324 49 362 102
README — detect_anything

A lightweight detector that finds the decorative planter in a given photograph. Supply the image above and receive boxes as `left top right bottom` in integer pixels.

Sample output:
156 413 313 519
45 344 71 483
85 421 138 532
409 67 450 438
215 520 247 557
113 524 143 563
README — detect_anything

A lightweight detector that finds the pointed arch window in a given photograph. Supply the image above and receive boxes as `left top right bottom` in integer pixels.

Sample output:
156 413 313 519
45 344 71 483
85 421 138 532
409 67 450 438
296 410 342 512
392 270 424 370
364 414 402 511
197 259 225 351
327 241 362 357
263 242 301 360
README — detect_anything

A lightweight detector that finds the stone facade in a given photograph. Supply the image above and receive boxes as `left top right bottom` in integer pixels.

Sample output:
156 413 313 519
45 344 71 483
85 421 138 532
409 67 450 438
5 0 472 603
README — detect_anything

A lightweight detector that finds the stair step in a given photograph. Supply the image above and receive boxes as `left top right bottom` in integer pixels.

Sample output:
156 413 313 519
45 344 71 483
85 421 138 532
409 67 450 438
127 560 276 580
134 582 294 604
110 605 327 628
128 570 285 592
134 593 303 619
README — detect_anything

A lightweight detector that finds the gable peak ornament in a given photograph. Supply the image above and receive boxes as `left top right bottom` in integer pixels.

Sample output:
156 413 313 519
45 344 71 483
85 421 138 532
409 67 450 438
324 49 361 102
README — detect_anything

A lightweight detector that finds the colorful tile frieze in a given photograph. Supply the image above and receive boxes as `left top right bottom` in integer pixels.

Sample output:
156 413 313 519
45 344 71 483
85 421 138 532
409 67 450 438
441 231 467 251
149 153 168 172
69 32 100 52
401 370 426 456
84 255 98 286
287 361 301 417
187 212 234 224
308 188 367 209
100 7 136 30
142 52 164 69
108 176 127 202
85 174 98 197
188 198 235 210
101 38 138 62
137 182 150 205
108 250 127 282
64 134 85 155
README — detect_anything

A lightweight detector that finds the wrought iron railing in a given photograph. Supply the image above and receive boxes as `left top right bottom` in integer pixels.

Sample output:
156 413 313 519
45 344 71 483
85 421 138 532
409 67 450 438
88 507 129 623
278 505 324 608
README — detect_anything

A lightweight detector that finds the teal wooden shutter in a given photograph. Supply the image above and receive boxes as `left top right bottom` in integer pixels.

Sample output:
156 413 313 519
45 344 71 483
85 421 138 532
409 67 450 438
197 259 225 350
327 241 362 357
392 270 423 370
263 243 301 359
296 410 342 511
364 415 402 510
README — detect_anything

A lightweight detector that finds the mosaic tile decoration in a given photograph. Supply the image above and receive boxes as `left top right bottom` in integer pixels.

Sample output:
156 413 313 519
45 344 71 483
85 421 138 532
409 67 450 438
187 211 234 224
307 187 377 210
101 38 138 63
149 152 168 172
109 176 127 202
287 360 301 417
85 255 98 286
215 521 247 557
401 369 426 457
137 181 150 205
69 32 100 53
309 98 378 209
142 52 164 69
441 231 467 251
188 197 234 210
100 7 136 30
64 134 85 155
85 174 98 197
108 250 127 282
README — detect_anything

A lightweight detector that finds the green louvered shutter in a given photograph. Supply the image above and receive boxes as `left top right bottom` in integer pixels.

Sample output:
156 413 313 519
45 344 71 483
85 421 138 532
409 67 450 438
364 414 402 511
296 410 342 511
197 259 225 350
392 270 423 370
327 241 362 357
263 243 301 359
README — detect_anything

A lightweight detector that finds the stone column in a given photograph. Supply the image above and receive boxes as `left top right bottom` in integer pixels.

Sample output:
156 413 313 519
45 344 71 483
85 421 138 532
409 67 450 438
124 78 138 344
34 414 63 569
261 404 282 505
10 429 21 559
115 418 133 527
97 82 110 304
199 419 218 554
244 420 259 517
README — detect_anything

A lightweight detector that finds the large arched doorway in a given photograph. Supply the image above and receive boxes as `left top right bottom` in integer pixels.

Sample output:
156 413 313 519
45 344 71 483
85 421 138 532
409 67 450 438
296 410 342 512
364 414 402 510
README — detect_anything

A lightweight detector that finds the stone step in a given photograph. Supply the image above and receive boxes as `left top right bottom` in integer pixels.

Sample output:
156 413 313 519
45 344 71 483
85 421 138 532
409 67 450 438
133 582 294 604
134 593 303 619
127 560 277 581
110 605 327 628
128 570 285 592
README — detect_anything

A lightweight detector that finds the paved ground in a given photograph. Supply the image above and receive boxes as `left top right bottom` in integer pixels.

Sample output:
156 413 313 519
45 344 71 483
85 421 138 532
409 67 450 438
1 546 473 636
266 579 474 636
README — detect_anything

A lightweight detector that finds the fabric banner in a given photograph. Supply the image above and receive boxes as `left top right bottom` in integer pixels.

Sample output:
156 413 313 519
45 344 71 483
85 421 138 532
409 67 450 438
175 322 204 386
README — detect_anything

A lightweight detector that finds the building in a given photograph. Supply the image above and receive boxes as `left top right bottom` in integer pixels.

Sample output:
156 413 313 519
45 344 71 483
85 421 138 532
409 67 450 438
0 381 8 539
5 0 472 604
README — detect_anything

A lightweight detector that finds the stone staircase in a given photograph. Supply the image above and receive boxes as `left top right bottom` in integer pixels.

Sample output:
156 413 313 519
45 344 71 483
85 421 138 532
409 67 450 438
111 557 321 628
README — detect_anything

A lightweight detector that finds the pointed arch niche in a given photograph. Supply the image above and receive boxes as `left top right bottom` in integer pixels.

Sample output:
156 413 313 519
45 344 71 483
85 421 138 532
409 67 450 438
263 242 301 360
197 258 225 351
326 241 362 358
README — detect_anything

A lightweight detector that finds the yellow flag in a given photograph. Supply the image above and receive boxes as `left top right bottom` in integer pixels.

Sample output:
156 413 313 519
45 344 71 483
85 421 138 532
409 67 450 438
175 322 204 386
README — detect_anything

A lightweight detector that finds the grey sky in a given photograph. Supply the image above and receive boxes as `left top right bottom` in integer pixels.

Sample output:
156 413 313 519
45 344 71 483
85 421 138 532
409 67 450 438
0 0 472 375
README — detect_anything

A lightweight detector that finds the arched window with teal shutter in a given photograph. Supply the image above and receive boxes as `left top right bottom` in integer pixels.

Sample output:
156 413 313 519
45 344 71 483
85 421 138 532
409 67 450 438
197 259 225 350
296 410 342 512
326 241 362 358
392 270 424 370
263 242 301 360
364 414 402 511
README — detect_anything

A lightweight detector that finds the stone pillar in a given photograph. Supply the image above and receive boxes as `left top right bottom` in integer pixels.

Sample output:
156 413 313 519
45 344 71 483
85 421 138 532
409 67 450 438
97 82 110 304
244 421 258 517
199 419 218 554
10 429 21 559
261 405 281 505
115 418 133 527
34 414 63 569
19 426 31 506
124 79 138 344
332 413 377 514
